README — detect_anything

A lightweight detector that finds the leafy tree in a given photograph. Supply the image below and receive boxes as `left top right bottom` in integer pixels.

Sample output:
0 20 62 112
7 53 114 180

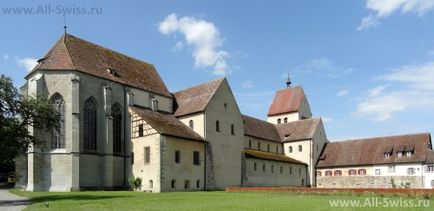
0 75 59 165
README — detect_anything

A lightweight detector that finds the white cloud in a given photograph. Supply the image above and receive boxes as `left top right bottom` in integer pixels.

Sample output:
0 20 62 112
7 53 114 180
158 13 230 75
171 41 184 52
358 0 434 30
17 57 38 72
241 81 254 89
337 89 349 97
356 61 434 121
3 54 9 60
293 58 353 78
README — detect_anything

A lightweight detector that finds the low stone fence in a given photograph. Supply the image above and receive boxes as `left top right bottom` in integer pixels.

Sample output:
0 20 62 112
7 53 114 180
225 187 434 197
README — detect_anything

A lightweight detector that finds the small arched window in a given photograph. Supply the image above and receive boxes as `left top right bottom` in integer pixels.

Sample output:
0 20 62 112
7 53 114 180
196 180 200 188
258 142 261 150
216 120 220 132
284 117 288 123
334 170 342 176
149 180 153 189
224 103 227 112
171 180 176 188
358 169 366 175
289 146 293 153
254 163 257 171
84 97 97 151
263 164 266 172
112 103 122 154
231 124 235 135
189 120 194 129
267 144 270 152
51 93 65 149
325 170 332 176
277 119 281 124
298 145 302 152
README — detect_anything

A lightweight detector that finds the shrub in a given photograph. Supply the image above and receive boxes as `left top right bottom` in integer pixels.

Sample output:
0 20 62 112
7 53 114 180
128 176 142 191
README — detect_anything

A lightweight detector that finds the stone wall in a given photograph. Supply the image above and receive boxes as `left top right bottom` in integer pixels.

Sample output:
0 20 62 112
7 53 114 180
317 176 423 188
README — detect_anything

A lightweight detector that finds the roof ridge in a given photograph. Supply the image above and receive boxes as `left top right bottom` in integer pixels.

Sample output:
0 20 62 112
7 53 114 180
63 33 77 70
174 77 225 94
332 132 431 143
65 33 155 68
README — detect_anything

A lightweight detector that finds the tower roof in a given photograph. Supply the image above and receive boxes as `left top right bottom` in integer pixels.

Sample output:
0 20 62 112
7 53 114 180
173 78 225 117
267 86 306 116
28 33 171 97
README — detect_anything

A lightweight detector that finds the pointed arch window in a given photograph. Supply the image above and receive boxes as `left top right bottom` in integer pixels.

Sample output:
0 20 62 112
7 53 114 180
112 103 122 154
84 97 97 151
51 93 65 149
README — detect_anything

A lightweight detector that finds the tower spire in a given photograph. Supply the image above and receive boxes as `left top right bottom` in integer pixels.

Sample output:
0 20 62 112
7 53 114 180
286 73 291 88
63 15 67 35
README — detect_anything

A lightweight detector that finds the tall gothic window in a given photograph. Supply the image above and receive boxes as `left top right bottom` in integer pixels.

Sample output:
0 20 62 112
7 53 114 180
84 97 97 151
112 103 122 154
51 93 65 149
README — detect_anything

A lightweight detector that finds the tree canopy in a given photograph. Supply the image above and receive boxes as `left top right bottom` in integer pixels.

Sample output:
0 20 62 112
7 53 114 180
0 75 59 165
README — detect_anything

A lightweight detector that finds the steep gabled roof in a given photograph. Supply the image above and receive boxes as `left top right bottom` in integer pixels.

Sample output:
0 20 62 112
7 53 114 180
275 118 321 142
245 149 306 165
242 115 281 143
316 133 432 168
173 78 225 117
30 33 171 97
130 107 205 142
267 86 306 116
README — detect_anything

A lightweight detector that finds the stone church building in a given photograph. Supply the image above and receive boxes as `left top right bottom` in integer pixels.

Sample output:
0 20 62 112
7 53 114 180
14 33 433 191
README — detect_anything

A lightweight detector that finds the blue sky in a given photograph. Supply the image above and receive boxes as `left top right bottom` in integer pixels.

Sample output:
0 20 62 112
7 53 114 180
1 0 434 141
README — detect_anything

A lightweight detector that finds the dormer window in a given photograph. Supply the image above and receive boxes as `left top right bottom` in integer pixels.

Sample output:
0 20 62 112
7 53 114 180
151 98 158 111
107 68 119 77
397 152 403 158
405 144 415 157
384 146 393 158
396 145 405 158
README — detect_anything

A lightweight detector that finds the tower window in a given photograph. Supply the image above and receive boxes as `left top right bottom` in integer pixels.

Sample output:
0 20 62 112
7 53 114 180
277 119 281 124
284 117 288 123
175 150 181 163
138 124 144 137
289 146 293 153
298 145 302 152
189 120 194 129
216 120 220 132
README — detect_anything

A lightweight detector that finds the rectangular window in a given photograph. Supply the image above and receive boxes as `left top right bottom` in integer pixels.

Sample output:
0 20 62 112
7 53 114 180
407 167 415 175
375 169 381 175
131 152 134 165
388 165 395 172
144 147 150 164
428 165 434 172
193 151 200 165
175 150 181 164
138 124 144 137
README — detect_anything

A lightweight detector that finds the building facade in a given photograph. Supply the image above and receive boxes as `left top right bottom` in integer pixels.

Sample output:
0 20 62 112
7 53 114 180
14 33 433 192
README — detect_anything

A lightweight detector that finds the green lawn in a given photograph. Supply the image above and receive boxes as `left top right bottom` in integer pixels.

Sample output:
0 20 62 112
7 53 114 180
9 189 434 211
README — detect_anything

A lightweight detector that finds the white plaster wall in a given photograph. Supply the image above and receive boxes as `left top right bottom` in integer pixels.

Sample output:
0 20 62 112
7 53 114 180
160 136 205 192
373 163 423 177
131 134 161 192
204 79 244 188
244 136 282 154
178 113 206 138
267 112 299 124
130 88 172 113
244 158 307 187
423 164 434 188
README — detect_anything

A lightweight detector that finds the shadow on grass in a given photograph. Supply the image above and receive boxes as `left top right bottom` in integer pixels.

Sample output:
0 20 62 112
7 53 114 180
29 194 129 203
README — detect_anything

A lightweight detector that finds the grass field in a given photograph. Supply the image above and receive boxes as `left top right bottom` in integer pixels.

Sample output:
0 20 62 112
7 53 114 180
10 189 434 211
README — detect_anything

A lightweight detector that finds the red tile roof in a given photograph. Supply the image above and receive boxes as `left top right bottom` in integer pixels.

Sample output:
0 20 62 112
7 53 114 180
243 115 282 142
275 118 321 142
267 86 306 116
130 106 205 142
30 33 171 97
245 149 306 165
173 78 225 117
316 133 432 168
